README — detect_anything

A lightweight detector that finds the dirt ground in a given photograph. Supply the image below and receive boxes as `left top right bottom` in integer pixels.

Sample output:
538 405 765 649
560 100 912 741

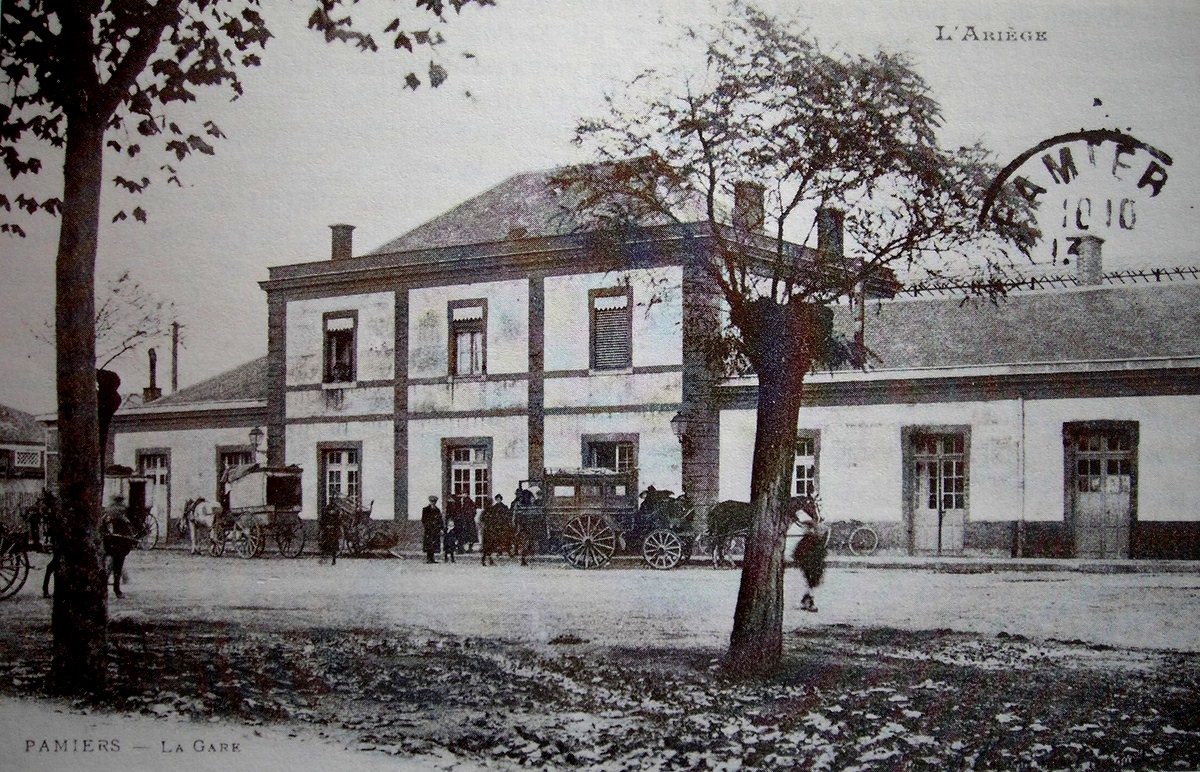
1 553 1198 769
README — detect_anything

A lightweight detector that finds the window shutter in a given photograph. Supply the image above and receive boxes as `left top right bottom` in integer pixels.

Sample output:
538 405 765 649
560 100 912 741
593 306 630 369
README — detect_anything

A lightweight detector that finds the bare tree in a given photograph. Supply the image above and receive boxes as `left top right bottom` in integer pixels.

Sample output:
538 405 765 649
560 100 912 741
1 0 494 695
557 3 1035 674
33 271 180 371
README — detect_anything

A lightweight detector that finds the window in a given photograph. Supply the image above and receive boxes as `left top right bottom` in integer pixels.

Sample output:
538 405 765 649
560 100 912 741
137 451 170 516
589 287 632 370
323 448 360 504
585 440 635 472
449 445 490 510
913 433 966 511
323 312 357 383
448 301 486 377
793 434 818 497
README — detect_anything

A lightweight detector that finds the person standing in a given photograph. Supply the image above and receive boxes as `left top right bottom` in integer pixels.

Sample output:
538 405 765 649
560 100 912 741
791 497 827 612
480 493 509 566
455 496 478 553
421 495 442 564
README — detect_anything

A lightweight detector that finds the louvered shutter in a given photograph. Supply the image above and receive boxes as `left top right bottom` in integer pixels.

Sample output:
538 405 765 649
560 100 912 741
592 296 630 369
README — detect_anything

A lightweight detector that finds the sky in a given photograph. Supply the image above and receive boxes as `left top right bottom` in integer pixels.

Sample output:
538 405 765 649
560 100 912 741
2 0 1198 415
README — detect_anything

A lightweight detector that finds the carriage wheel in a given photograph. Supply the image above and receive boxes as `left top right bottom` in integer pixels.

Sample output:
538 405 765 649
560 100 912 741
138 513 160 550
713 533 747 569
234 523 261 560
0 545 30 600
208 524 227 557
560 514 616 569
276 521 307 558
642 529 685 570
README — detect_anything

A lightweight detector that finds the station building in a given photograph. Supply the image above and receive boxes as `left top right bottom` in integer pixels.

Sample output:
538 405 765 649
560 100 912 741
106 168 1200 559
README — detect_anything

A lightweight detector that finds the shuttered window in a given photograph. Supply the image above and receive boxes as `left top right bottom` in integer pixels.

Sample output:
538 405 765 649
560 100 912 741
590 290 631 370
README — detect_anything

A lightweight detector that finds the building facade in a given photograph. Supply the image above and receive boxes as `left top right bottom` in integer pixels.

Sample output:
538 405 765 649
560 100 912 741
102 170 1200 560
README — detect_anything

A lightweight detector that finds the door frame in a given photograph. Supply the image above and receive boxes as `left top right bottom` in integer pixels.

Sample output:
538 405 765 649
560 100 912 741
1062 420 1139 558
901 425 971 556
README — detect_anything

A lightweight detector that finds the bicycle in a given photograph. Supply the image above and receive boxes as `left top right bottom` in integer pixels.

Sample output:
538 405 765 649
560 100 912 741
823 519 879 555
325 497 377 557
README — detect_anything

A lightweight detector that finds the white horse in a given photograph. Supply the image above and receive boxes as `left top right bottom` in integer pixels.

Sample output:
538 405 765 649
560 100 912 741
181 497 224 555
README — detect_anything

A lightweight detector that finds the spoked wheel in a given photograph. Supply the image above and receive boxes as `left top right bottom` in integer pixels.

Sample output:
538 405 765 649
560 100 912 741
208 523 227 557
0 544 30 600
560 514 616 569
250 522 267 558
235 522 262 559
138 513 160 550
848 526 879 556
642 528 685 570
276 520 307 558
712 532 747 569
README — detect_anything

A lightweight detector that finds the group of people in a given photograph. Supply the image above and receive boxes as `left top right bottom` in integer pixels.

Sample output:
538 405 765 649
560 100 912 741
420 494 480 563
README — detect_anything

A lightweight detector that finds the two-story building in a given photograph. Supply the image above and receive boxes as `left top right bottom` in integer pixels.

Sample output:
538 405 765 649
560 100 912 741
102 167 1200 560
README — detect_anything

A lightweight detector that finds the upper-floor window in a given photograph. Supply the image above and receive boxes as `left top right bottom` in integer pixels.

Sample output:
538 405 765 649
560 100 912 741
323 312 357 383
589 287 632 371
448 300 486 377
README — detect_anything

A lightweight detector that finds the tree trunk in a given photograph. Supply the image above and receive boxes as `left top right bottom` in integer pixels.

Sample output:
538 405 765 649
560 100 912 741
726 299 822 675
50 113 108 695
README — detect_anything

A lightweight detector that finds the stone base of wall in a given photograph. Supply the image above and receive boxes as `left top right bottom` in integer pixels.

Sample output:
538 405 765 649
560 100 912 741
1132 522 1200 560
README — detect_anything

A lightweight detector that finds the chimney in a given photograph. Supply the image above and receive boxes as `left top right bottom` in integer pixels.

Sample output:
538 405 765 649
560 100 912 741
330 224 355 261
1076 234 1104 286
731 182 765 233
816 206 844 261
143 348 162 403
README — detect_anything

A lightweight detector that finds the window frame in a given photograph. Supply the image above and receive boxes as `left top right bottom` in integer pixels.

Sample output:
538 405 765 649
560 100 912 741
588 286 633 372
317 441 363 507
447 298 488 378
322 310 358 385
581 432 638 473
215 444 255 501
792 430 820 498
900 425 971 553
441 437 493 512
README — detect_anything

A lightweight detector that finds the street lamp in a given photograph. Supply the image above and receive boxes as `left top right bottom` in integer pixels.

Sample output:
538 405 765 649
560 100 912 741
670 411 688 444
248 426 264 462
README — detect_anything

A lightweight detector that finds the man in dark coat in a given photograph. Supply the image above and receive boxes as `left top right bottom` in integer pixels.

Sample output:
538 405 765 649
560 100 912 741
479 493 510 566
454 496 478 553
421 495 442 564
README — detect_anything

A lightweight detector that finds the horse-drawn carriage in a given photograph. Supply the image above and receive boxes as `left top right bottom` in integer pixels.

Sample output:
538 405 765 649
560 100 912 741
102 466 160 550
512 468 697 569
183 464 305 558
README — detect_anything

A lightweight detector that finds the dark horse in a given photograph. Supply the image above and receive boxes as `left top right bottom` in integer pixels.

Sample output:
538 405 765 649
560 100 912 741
705 496 826 586
43 499 147 599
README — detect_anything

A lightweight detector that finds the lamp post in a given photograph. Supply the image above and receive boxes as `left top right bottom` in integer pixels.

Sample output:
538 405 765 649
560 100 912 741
248 426 264 464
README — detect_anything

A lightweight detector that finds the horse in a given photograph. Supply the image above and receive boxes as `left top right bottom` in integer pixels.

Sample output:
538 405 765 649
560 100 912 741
42 500 147 598
704 495 822 566
181 497 225 555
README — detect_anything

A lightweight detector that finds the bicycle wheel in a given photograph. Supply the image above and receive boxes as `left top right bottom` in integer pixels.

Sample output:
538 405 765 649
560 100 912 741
848 526 879 556
138 514 160 550
0 544 30 599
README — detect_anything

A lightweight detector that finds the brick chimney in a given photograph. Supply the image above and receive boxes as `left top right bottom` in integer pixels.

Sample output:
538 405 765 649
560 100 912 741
816 206 844 260
731 182 765 233
142 348 162 403
1076 234 1104 286
330 224 355 261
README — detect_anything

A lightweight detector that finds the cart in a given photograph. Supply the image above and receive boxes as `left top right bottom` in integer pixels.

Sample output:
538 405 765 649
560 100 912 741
220 464 306 558
531 468 696 570
102 466 159 550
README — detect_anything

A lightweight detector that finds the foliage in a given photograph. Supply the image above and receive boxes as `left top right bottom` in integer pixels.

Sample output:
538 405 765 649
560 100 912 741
0 0 494 231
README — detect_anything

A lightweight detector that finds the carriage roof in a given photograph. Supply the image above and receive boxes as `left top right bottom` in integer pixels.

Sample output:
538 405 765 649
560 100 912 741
222 463 302 484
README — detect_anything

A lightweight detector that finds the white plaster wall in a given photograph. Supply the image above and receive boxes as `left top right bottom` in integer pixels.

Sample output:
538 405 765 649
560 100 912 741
409 279 529 379
286 292 395 387
113 425 258 521
544 371 681 410
408 379 527 414
1025 395 1200 523
720 392 1200 526
543 267 682 372
719 401 1021 524
406 416 528 519
285 421 394 521
543 411 681 493
286 385 394 418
